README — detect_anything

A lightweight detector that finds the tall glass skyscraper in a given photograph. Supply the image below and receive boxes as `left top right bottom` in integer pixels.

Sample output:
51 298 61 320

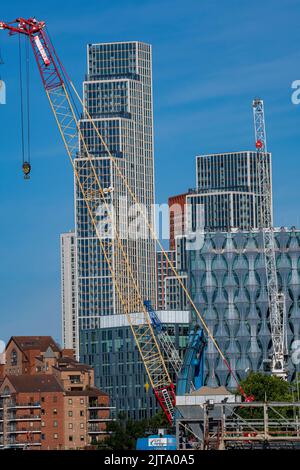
75 42 159 417
195 151 272 230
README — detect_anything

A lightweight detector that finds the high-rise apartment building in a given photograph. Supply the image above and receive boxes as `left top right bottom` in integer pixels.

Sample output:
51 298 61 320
156 250 176 310
75 41 156 331
195 151 272 230
60 232 78 355
75 42 159 417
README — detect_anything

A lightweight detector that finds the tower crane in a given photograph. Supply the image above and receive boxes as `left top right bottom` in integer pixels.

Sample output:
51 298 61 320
0 17 253 423
252 99 288 378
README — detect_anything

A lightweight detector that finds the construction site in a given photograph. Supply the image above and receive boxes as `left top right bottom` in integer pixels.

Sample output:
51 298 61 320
0 15 300 452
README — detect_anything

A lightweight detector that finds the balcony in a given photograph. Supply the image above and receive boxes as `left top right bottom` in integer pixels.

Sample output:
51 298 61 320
88 430 107 435
4 442 42 448
88 418 113 422
88 423 108 435
8 429 41 434
7 402 41 409
7 415 41 422
88 402 111 410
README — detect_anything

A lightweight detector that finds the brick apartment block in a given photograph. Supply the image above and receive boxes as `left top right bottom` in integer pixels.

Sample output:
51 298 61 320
0 336 113 450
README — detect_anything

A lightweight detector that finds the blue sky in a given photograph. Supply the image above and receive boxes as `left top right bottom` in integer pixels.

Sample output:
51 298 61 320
0 0 300 343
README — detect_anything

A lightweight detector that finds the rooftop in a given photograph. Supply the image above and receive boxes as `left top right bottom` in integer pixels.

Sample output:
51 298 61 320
11 336 60 354
3 374 64 393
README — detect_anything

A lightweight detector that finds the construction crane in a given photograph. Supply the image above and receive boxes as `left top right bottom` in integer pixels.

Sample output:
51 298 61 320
252 99 288 378
144 300 206 394
0 17 176 423
144 300 183 376
0 17 254 423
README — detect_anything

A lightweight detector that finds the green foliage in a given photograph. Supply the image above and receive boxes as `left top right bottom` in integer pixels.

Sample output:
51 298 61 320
101 411 171 450
239 372 293 402
237 372 294 420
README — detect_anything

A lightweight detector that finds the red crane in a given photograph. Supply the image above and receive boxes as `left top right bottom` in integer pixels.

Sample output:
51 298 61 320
0 16 176 423
0 17 253 421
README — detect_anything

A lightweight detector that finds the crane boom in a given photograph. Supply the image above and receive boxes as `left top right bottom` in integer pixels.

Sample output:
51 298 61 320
252 98 287 378
144 300 183 376
0 17 255 417
0 17 176 422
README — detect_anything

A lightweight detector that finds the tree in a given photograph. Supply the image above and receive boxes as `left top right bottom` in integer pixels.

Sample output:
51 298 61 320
239 372 293 402
237 372 294 420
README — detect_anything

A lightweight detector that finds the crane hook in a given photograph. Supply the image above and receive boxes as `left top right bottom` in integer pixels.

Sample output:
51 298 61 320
22 161 31 179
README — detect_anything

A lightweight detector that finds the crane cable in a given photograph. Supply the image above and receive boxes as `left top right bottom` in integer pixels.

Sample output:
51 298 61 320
18 34 25 164
25 36 30 164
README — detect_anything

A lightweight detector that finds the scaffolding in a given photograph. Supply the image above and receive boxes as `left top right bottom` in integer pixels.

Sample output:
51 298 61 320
176 401 300 450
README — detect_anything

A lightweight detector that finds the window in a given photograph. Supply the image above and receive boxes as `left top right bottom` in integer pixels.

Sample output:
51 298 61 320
69 423 73 429
10 349 17 366
41 434 45 440
53 409 57 415
41 397 45 403
53 420 58 427
41 421 45 427
69 436 73 442
80 423 84 429
68 399 73 405
68 411 73 417
69 375 81 384
53 433 58 439
80 436 84 441
80 399 84 405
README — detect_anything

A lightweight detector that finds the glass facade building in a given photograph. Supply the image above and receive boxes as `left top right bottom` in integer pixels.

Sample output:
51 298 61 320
80 312 190 420
76 41 156 330
195 151 272 230
188 228 300 387
60 231 78 355
75 42 161 417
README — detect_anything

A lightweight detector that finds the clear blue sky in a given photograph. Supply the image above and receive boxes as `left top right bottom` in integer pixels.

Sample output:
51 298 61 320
0 0 300 344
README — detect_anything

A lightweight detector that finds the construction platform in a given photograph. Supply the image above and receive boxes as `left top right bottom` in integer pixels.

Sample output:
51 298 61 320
176 387 300 450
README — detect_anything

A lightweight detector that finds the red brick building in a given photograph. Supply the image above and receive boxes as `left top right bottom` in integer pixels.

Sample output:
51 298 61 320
0 337 113 450
168 193 189 250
